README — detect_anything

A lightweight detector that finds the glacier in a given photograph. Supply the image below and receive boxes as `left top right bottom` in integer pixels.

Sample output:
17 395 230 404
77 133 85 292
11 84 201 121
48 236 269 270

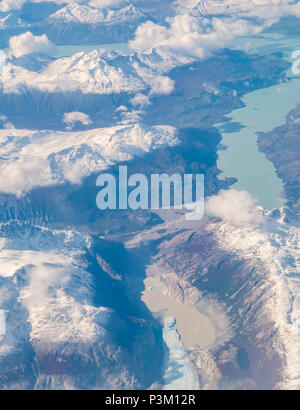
162 317 200 390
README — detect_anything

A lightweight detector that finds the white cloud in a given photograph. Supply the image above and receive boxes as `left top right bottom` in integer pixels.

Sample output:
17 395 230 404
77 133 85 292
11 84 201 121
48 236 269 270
9 32 55 58
116 105 128 112
63 162 87 184
23 263 70 309
131 1 300 60
130 15 262 59
149 76 175 95
206 189 263 227
0 157 51 196
63 111 92 130
130 21 169 53
130 93 151 108
0 115 14 129
0 0 25 12
119 109 143 125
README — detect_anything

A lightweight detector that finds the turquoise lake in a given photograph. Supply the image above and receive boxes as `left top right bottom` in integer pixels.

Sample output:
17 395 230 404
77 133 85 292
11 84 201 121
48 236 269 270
216 33 300 210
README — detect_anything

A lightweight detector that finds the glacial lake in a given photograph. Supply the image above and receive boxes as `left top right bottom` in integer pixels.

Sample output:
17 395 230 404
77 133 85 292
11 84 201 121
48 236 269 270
216 33 300 210
142 277 216 349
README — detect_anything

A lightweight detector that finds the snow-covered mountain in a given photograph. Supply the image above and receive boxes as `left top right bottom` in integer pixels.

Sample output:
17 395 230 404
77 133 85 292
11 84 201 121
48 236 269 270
1 50 146 94
0 124 178 195
1 48 187 95
0 47 194 129
40 2 150 44
48 3 146 24
0 221 162 389
0 1 155 46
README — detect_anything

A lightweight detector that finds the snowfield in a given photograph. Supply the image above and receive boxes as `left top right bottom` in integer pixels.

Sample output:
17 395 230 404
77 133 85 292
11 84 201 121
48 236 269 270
0 47 191 95
0 124 178 195
48 3 146 24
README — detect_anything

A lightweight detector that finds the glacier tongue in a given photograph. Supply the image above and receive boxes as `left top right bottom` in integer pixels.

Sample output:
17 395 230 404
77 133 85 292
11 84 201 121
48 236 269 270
163 317 200 390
